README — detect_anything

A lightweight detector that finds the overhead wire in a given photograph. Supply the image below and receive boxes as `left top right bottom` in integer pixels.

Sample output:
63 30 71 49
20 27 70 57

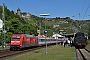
79 0 86 20
83 3 90 19
81 0 86 15
6 0 18 8
4 0 21 11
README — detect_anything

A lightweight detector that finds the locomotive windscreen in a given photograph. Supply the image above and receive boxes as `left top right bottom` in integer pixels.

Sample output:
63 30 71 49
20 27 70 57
12 36 20 40
75 32 85 38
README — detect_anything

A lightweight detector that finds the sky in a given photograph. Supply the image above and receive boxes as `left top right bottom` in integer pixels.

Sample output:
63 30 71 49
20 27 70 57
0 0 90 20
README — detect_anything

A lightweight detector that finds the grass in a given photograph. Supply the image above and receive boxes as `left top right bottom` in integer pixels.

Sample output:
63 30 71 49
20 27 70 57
88 41 90 46
7 45 76 60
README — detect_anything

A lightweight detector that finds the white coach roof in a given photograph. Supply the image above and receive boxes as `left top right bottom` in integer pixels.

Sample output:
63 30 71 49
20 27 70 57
52 34 64 37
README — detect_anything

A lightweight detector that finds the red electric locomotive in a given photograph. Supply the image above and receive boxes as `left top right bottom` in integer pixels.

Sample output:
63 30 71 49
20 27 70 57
10 34 38 50
10 34 62 50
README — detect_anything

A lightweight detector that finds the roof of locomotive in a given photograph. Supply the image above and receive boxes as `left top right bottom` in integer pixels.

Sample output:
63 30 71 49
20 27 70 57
24 34 35 37
12 34 36 37
75 32 85 37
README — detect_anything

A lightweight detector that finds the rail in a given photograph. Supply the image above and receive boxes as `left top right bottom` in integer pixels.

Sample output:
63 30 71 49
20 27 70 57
76 48 90 60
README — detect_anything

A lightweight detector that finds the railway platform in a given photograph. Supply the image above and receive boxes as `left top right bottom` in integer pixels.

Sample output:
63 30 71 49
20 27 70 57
0 45 10 50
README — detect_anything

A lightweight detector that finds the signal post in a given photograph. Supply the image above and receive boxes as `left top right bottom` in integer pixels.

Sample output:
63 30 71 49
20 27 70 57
40 13 50 54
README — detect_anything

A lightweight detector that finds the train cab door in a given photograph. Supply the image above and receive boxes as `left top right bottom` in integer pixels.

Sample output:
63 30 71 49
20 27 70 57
22 36 25 48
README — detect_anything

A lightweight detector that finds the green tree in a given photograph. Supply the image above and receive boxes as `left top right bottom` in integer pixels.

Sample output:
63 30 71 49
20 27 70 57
6 32 12 43
47 30 53 37
5 18 22 33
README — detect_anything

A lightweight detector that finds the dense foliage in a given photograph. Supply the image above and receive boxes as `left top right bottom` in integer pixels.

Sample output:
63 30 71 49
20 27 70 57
0 5 90 44
0 6 41 44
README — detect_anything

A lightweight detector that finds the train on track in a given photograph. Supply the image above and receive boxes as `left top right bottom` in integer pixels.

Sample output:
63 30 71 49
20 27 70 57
73 32 87 49
10 34 61 50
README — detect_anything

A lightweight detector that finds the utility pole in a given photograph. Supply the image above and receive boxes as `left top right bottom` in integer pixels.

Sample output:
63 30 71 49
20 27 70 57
2 3 6 49
79 13 80 20
40 23 41 35
56 33 58 47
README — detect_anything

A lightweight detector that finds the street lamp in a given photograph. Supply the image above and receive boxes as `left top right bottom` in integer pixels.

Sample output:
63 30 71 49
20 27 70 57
40 13 50 54
40 13 50 29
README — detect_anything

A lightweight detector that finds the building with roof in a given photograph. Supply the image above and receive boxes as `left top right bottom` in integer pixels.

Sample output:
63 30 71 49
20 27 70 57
52 34 64 39
16 7 31 20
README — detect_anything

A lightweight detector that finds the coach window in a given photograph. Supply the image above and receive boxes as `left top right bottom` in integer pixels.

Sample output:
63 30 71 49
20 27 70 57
39 39 41 42
41 39 44 42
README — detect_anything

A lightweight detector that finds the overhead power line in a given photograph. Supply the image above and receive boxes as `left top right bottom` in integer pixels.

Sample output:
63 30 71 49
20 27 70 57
83 3 90 19
81 0 86 14
79 0 86 20
5 0 21 11
6 0 18 8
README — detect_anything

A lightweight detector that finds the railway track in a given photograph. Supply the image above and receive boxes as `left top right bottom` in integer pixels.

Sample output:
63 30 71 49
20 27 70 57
76 48 90 60
0 43 57 60
0 46 45 60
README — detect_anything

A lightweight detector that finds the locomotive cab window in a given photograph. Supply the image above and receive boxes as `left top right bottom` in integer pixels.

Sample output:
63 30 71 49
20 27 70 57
12 36 20 40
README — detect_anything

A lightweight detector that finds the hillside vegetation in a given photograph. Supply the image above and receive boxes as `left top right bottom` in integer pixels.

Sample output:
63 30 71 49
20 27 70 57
0 5 90 44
